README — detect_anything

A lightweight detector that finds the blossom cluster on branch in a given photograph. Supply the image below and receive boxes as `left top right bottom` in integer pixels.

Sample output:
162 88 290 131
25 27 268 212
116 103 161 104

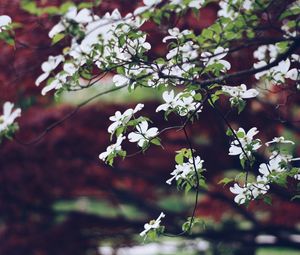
1 0 300 241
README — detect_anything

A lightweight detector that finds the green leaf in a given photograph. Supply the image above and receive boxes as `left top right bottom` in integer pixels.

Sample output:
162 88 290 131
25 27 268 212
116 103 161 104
263 195 272 205
194 93 202 101
78 2 94 9
236 131 245 138
150 137 161 146
52 33 65 45
21 1 39 15
237 100 246 114
0 31 15 46
147 229 157 240
226 128 233 136
275 173 288 187
94 0 102 6
280 7 300 20
175 153 184 165
118 150 127 159
240 158 246 169
116 66 125 75
235 172 246 182
184 183 192 194
41 6 59 15
59 2 75 13
202 29 214 39
218 177 233 186
198 178 208 189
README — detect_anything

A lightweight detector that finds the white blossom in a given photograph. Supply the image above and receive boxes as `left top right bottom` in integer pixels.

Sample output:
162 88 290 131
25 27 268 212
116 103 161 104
156 90 179 112
222 84 259 103
230 183 249 204
270 151 300 163
218 0 253 19
134 0 162 16
162 27 191 43
0 102 21 133
265 136 295 146
49 22 65 39
285 68 299 81
259 158 282 176
140 212 165 237
230 176 270 204
242 0 253 10
259 151 300 177
65 7 92 24
281 22 297 38
36 55 65 86
291 54 300 62
169 0 183 4
254 58 298 83
167 41 199 62
272 59 291 83
41 72 68 95
188 0 205 9
49 7 92 38
253 45 279 60
231 174 270 204
113 74 130 87
128 121 158 147
156 90 202 116
99 135 126 161
253 60 268 80
128 35 151 54
0 15 11 32
229 127 261 159
201 46 231 71
108 104 144 134
166 156 204 185
253 175 270 197
218 1 238 19
177 94 202 116
63 62 77 76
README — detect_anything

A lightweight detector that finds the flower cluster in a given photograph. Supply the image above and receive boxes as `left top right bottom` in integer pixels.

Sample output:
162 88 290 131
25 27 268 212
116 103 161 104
27 0 300 239
228 127 261 160
140 212 165 238
134 0 162 15
128 121 159 148
36 55 65 86
222 84 259 112
218 0 253 20
254 48 299 85
230 136 300 204
108 104 144 135
230 177 269 205
0 102 21 142
253 45 279 61
262 137 300 180
48 7 93 38
201 47 231 72
156 90 202 117
36 6 151 95
162 27 192 43
166 40 199 62
99 135 126 165
99 103 159 164
166 156 204 186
